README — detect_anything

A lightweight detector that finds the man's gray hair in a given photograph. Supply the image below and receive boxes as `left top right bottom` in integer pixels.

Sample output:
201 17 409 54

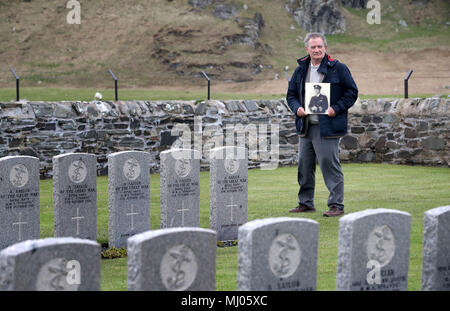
304 33 327 47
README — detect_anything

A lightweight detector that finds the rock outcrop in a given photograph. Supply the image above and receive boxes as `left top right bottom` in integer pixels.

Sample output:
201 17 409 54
152 3 270 82
340 0 367 8
285 0 346 34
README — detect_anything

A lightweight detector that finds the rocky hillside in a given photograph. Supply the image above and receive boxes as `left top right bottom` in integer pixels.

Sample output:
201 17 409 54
0 0 448 92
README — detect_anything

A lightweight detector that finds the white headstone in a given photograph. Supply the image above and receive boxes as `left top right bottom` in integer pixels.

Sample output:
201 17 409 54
53 153 97 240
422 205 450 291
0 156 40 250
337 209 411 291
127 228 216 291
108 151 151 248
238 217 319 291
160 149 201 228
210 146 248 242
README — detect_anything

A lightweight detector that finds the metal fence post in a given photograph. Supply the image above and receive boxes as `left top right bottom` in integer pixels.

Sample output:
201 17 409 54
9 68 20 101
404 69 413 99
108 69 118 101
201 71 210 100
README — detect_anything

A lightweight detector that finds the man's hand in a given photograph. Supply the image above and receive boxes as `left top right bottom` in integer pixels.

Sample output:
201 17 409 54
327 107 336 117
297 107 307 117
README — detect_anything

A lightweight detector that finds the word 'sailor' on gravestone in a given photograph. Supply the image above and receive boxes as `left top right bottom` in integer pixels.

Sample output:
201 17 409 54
0 237 101 291
422 205 450 291
127 227 216 291
237 217 319 291
53 153 97 241
0 156 40 250
160 149 201 228
337 208 411 291
210 146 248 243
108 151 151 248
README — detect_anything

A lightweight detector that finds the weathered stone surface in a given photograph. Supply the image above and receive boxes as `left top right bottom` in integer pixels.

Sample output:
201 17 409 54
213 4 239 20
238 217 318 291
53 153 97 240
210 146 248 242
0 237 101 291
286 0 346 34
160 149 201 228
341 135 358 149
341 0 367 8
0 156 40 250
421 137 445 150
108 151 151 248
188 0 214 8
127 227 216 291
337 209 411 291
422 206 450 291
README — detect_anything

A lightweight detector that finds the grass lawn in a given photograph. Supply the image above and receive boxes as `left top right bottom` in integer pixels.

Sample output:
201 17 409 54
0 87 437 102
0 87 285 102
37 163 450 291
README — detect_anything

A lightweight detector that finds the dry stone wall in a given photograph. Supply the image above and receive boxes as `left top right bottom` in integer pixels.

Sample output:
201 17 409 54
0 97 448 178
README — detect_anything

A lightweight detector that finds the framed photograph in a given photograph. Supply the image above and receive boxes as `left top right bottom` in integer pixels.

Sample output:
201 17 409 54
305 82 330 114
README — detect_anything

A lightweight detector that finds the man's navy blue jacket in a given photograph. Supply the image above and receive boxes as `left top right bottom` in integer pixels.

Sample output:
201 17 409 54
286 54 358 137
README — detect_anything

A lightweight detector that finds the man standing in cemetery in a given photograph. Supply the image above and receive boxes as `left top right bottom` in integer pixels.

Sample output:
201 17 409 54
286 33 358 217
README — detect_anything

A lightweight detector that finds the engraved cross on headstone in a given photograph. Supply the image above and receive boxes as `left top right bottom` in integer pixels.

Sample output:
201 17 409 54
177 202 189 227
12 212 28 241
226 197 239 223
71 207 85 236
126 204 140 230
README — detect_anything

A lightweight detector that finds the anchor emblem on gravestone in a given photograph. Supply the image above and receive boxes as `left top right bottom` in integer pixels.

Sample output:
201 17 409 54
367 225 395 267
269 233 301 278
68 159 87 184
123 158 141 181
175 159 191 178
160 244 198 291
224 158 239 175
36 258 80 291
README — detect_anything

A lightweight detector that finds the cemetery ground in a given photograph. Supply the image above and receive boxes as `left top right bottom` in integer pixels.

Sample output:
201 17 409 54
36 163 449 291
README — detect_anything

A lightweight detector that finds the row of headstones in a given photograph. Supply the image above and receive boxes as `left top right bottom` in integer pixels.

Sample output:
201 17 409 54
0 147 248 250
0 207 449 290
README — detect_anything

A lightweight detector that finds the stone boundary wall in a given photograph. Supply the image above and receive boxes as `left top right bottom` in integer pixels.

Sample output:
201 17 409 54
0 97 448 178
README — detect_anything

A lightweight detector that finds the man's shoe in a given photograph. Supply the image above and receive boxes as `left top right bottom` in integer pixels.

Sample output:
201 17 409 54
323 206 344 217
289 204 316 213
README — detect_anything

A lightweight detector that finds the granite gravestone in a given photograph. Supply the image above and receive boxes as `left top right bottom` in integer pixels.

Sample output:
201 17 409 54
422 205 450 291
0 237 101 291
53 153 97 240
237 217 319 291
210 146 248 242
0 156 40 250
127 227 216 291
337 208 411 291
160 149 201 228
108 151 151 248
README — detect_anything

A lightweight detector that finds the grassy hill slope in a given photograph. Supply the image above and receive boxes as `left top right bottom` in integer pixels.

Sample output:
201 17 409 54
0 0 449 96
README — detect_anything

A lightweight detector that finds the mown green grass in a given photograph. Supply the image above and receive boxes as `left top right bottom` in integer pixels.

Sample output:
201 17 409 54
38 163 450 291
0 87 436 102
0 87 285 102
